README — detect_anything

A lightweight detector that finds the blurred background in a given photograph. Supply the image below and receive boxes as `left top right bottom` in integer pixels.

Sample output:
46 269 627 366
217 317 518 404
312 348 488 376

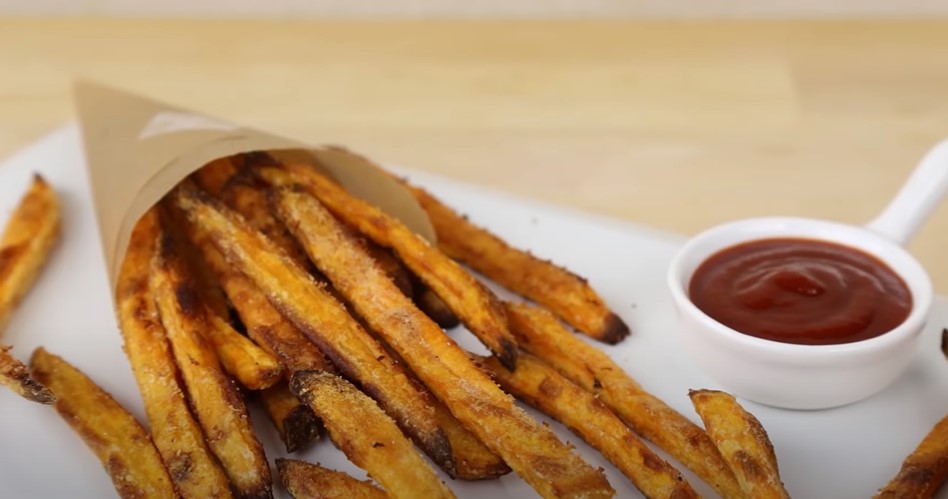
2 3 948 289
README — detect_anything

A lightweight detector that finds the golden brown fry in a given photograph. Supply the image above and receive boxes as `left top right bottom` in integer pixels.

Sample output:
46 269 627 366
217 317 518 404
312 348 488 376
276 459 386 499
258 383 321 454
415 284 460 330
30 348 177 499
174 184 458 479
257 164 518 370
363 242 413 297
0 175 59 403
291 371 455 499
117 209 233 498
202 310 283 390
504 302 742 499
481 352 698 499
688 389 788 499
0 174 60 332
271 186 613 499
876 412 948 498
192 156 240 197
403 180 629 344
0 345 53 403
150 230 272 499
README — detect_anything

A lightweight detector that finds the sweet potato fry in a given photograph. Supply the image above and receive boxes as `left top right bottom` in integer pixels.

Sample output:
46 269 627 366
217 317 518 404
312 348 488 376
271 186 613 498
363 242 414 298
174 183 458 478
202 310 283 390
689 389 789 499
276 459 386 499
0 175 59 403
415 283 460 330
480 352 698 498
258 383 321 454
117 209 233 498
191 155 240 197
256 164 518 370
504 302 742 499
403 180 629 344
30 348 176 499
150 229 272 499
876 412 948 498
291 371 455 499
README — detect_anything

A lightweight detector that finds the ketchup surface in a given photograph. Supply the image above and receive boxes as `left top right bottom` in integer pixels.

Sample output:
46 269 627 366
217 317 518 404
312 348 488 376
688 238 911 345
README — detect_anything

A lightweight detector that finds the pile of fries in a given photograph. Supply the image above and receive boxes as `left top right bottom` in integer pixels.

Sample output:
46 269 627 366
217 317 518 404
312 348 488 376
4 152 948 499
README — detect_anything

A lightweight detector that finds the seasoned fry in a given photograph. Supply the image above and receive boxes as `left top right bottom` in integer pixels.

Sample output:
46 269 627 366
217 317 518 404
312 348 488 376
258 383 321 454
415 284 460 330
202 310 283 390
0 345 53 403
0 175 59 403
192 156 240 197
504 302 742 499
271 186 613 498
876 412 948 498
291 371 455 499
276 459 386 499
150 229 272 499
256 164 518 369
117 209 233 498
480 352 698 498
30 348 176 499
0 174 60 332
364 242 413 297
689 389 789 499
402 179 629 344
174 183 458 478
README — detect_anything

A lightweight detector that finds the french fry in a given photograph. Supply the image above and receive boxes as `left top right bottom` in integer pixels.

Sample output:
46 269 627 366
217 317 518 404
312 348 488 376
174 183 458 478
363 242 414 298
276 459 386 499
0 175 59 403
0 174 60 332
117 209 233 498
150 229 272 499
875 412 948 498
504 302 742 499
480 352 698 498
415 283 460 330
258 383 321 454
402 179 629 344
256 164 518 370
291 371 455 499
192 155 240 197
689 389 789 499
270 186 613 498
30 348 177 499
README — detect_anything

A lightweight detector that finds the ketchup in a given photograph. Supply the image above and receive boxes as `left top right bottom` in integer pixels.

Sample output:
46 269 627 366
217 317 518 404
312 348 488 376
688 238 911 345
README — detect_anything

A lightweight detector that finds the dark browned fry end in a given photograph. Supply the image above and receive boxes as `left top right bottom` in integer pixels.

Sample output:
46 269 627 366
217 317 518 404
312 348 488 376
598 313 631 345
283 405 323 454
4 346 54 404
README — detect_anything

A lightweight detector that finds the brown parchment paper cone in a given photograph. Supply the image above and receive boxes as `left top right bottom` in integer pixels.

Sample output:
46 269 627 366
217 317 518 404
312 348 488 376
74 81 435 292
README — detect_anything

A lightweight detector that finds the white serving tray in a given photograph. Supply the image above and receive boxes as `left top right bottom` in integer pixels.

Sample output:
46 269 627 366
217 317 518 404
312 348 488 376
1 125 947 498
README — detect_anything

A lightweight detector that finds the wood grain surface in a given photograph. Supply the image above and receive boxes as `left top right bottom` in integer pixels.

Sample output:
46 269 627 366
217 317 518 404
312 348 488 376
2 19 947 291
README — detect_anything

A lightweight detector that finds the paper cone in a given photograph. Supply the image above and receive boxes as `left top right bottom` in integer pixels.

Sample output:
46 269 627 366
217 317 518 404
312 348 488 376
74 81 435 291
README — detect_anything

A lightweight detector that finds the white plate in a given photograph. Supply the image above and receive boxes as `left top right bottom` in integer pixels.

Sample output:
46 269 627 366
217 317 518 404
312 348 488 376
1 125 948 499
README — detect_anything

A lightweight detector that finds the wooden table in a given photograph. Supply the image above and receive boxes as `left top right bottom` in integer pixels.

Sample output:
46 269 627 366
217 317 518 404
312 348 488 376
3 19 948 291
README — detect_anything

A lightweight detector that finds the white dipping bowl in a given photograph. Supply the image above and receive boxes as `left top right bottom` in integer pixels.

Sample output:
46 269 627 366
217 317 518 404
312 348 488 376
667 217 932 410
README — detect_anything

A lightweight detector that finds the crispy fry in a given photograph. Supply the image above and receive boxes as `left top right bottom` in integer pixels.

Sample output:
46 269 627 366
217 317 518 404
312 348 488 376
150 229 272 499
876 412 948 498
689 389 789 499
480 352 698 498
258 383 321 454
0 174 60 332
403 180 629 344
415 284 460 330
0 175 59 403
0 345 53 403
256 164 518 370
192 156 240 197
290 371 455 499
364 242 413 297
117 210 233 498
276 459 386 499
30 348 176 499
504 302 742 499
174 183 459 478
271 186 613 498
